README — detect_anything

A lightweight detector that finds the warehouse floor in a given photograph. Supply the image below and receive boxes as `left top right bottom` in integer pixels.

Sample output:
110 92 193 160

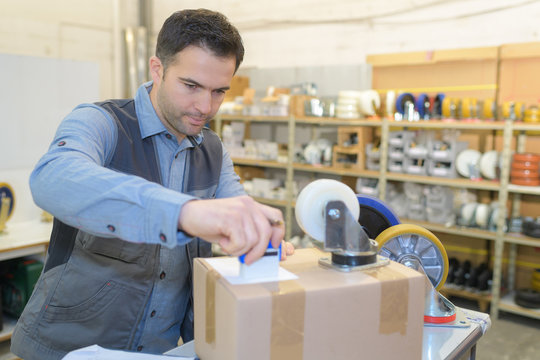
0 299 538 359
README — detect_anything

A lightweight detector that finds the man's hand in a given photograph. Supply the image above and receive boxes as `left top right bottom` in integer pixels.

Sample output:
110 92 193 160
280 240 295 260
178 196 285 265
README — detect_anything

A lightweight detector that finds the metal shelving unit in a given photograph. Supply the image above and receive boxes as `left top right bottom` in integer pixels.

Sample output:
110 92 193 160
216 113 540 320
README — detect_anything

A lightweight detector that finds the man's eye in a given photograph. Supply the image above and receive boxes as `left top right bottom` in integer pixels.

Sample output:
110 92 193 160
185 83 197 89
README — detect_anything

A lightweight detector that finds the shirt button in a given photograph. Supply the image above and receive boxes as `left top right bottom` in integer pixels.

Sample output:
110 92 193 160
137 346 143 351
165 134 172 139
58 140 66 146
160 271 166 280
107 224 115 232
150 310 156 317
159 233 167 243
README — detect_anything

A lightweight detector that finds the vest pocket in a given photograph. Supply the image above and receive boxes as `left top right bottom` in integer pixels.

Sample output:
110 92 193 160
79 232 150 264
39 279 146 350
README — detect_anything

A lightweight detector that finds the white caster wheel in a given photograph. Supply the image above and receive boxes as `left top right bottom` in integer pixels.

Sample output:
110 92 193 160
295 179 359 242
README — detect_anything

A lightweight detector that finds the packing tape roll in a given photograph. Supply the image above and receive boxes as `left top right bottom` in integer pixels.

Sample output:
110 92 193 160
365 265 409 335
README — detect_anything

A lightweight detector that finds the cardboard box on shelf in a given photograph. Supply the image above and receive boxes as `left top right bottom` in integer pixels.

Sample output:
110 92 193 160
289 94 315 117
194 248 425 360
225 76 250 102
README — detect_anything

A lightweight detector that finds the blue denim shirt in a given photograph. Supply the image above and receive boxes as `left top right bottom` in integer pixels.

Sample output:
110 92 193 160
29 81 245 352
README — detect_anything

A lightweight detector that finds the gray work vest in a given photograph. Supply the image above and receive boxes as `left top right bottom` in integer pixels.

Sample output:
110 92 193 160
11 99 222 360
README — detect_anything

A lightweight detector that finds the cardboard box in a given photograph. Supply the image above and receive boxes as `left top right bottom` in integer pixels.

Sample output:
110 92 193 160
194 248 425 360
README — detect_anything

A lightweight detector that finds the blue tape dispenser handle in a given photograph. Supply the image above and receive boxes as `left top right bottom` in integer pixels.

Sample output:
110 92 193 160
238 242 282 264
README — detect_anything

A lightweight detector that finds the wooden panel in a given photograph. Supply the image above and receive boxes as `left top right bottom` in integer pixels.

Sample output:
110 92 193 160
500 42 540 59
366 47 498 67
499 57 540 105
371 60 497 100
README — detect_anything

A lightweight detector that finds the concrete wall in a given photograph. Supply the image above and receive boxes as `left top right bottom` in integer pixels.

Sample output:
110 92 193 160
2 0 540 98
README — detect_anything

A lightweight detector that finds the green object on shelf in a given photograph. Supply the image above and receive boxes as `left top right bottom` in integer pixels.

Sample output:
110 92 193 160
1 259 43 317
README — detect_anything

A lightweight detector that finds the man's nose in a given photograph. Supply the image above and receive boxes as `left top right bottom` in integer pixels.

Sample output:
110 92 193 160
195 91 212 115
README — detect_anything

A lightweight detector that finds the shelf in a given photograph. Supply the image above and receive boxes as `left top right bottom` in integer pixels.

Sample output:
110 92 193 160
385 173 500 191
293 163 380 178
440 286 492 313
512 122 540 131
507 184 540 195
504 233 540 247
219 114 289 123
232 158 288 169
499 292 540 320
402 218 498 241
294 116 380 126
0 220 52 261
388 120 506 130
0 315 18 342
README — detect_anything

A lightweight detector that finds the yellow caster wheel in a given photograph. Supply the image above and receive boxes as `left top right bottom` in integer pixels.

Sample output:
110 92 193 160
376 224 449 290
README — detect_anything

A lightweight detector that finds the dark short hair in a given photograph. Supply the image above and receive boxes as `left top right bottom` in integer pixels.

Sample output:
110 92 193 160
156 9 244 73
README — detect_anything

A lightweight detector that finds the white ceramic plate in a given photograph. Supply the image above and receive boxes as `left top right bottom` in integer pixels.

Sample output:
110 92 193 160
456 149 482 178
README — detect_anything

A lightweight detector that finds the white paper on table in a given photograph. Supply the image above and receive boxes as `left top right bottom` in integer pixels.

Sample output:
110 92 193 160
62 344 196 360
163 340 197 357
205 257 298 285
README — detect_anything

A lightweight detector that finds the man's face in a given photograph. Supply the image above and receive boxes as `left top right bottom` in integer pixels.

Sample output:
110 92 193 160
150 45 236 139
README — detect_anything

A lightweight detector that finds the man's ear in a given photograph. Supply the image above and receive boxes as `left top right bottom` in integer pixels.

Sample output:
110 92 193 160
149 56 163 83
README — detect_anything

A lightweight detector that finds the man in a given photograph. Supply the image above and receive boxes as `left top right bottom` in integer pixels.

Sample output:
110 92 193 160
11 9 291 360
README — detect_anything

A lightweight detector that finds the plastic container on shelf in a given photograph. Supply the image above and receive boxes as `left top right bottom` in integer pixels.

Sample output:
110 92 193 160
388 159 404 173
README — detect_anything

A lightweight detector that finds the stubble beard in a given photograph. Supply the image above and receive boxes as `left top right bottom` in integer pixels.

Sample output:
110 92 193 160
157 88 209 137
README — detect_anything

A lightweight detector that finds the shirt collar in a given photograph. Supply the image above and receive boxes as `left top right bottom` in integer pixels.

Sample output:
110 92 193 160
134 81 204 145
